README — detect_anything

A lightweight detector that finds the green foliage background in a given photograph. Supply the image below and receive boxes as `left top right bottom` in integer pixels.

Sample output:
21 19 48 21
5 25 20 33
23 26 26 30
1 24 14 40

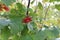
0 0 60 40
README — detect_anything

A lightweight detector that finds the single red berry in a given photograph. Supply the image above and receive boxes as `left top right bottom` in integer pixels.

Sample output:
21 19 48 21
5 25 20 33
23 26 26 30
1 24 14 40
3 6 9 11
23 16 32 23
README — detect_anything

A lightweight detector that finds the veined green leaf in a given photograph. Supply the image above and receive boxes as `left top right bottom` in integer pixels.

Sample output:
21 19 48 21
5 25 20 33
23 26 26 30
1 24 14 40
9 15 24 34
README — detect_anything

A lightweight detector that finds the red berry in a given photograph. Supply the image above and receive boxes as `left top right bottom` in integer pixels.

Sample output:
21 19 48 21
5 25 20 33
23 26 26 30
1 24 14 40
0 3 9 12
23 16 32 23
3 6 9 11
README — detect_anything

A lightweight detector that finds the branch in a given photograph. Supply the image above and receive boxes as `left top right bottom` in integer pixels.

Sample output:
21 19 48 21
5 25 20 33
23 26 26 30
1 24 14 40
26 0 30 16
44 4 50 20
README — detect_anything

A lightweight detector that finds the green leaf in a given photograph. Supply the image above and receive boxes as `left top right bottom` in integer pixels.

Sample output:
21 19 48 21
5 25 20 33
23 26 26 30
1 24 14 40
1 26 11 40
55 5 60 10
51 27 59 37
16 3 26 14
43 28 56 40
9 15 24 34
8 3 26 34
12 35 20 40
21 25 28 35
38 2 43 10
1 0 15 5
29 8 37 17
20 34 32 40
10 9 21 16
31 31 46 40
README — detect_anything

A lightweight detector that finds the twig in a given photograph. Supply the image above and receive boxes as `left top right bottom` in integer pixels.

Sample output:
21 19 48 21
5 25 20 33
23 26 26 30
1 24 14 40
34 0 38 13
26 0 30 16
44 4 50 20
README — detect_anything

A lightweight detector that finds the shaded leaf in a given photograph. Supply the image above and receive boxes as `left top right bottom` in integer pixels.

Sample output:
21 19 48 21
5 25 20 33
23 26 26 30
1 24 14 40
1 26 11 40
44 28 56 40
9 15 24 34
31 0 35 4
12 35 20 40
21 24 28 35
20 34 32 40
16 3 26 14
31 31 46 40
51 27 59 37
55 5 60 10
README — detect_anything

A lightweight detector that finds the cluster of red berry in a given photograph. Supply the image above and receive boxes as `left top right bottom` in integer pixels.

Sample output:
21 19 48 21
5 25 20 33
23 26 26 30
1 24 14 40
23 16 32 23
0 3 9 11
